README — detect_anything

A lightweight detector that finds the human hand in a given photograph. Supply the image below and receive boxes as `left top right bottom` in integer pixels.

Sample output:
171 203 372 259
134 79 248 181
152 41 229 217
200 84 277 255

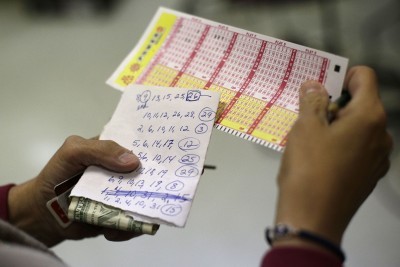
274 66 393 249
8 135 140 247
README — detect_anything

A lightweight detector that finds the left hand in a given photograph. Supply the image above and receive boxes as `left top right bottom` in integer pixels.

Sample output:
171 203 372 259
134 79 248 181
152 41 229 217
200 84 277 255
274 66 392 247
8 135 141 247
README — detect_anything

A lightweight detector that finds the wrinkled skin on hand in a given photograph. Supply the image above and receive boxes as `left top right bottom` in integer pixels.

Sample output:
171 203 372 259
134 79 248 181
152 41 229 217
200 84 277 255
275 66 393 247
9 135 141 247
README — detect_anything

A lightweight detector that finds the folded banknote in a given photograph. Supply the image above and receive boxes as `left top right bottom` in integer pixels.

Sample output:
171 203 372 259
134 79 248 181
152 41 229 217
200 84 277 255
68 196 159 235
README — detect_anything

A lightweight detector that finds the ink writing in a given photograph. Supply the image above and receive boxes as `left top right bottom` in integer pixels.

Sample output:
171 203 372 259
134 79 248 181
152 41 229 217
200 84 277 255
71 85 220 227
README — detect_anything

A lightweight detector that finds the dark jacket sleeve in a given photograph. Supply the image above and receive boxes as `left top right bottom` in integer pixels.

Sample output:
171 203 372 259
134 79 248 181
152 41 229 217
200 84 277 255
261 246 343 267
0 184 15 221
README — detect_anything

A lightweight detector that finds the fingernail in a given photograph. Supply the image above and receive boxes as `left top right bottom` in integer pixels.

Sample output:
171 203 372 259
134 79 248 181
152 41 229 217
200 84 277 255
305 87 318 94
300 87 318 98
118 152 137 164
301 81 323 97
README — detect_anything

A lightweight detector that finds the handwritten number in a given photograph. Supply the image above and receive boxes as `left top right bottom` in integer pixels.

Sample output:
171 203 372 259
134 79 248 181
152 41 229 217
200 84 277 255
199 107 216 122
178 137 201 151
195 123 208 134
179 154 200 164
175 165 199 178
165 180 185 191
100 88 217 222
161 204 182 216
186 90 201 101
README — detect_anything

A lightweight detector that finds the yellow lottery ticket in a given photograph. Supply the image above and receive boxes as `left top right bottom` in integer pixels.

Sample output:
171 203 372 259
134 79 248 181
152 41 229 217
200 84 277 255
107 7 348 152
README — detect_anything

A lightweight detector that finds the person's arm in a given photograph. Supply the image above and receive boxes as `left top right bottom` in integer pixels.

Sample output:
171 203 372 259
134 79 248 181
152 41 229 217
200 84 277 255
262 66 393 266
7 135 141 247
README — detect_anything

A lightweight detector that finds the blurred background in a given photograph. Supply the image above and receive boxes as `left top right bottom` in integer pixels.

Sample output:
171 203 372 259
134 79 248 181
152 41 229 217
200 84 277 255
0 0 399 266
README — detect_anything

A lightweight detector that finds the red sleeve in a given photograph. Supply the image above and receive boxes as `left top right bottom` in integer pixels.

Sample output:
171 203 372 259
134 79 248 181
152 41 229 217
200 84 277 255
261 247 343 267
0 184 15 221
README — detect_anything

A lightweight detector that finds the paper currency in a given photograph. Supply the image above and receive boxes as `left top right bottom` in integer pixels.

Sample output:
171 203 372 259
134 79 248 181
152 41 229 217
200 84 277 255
68 196 159 235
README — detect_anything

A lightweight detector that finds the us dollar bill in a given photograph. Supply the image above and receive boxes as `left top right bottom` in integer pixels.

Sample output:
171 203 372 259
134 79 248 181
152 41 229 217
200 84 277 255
68 196 159 235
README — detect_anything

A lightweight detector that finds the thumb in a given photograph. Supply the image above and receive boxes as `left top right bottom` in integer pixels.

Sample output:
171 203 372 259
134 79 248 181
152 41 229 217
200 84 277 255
41 136 140 185
298 80 330 125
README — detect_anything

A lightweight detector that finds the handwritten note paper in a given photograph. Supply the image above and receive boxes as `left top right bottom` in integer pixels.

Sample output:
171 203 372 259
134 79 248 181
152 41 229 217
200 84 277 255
70 85 220 227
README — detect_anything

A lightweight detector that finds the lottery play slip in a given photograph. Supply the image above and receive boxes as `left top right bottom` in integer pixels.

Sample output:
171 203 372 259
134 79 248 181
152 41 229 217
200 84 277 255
107 7 348 152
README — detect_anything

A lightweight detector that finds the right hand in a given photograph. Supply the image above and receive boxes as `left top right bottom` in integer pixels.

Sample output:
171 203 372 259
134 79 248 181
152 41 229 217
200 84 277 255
274 66 393 248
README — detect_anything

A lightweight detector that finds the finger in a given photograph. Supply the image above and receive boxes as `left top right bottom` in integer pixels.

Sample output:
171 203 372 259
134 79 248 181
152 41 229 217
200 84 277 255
63 223 103 240
298 80 330 125
52 135 140 178
338 66 387 126
103 229 142 241
343 66 380 110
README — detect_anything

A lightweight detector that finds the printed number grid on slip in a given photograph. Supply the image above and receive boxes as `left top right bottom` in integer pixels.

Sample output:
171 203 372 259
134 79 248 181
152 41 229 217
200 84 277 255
107 7 348 152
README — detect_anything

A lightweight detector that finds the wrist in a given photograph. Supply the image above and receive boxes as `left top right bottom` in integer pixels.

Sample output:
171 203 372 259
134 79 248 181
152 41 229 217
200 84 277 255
8 180 38 227
8 179 62 246
274 214 344 246
275 182 345 246
266 224 346 262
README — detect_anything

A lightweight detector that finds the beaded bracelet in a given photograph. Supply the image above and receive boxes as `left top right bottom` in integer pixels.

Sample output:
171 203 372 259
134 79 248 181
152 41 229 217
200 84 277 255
265 224 345 262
